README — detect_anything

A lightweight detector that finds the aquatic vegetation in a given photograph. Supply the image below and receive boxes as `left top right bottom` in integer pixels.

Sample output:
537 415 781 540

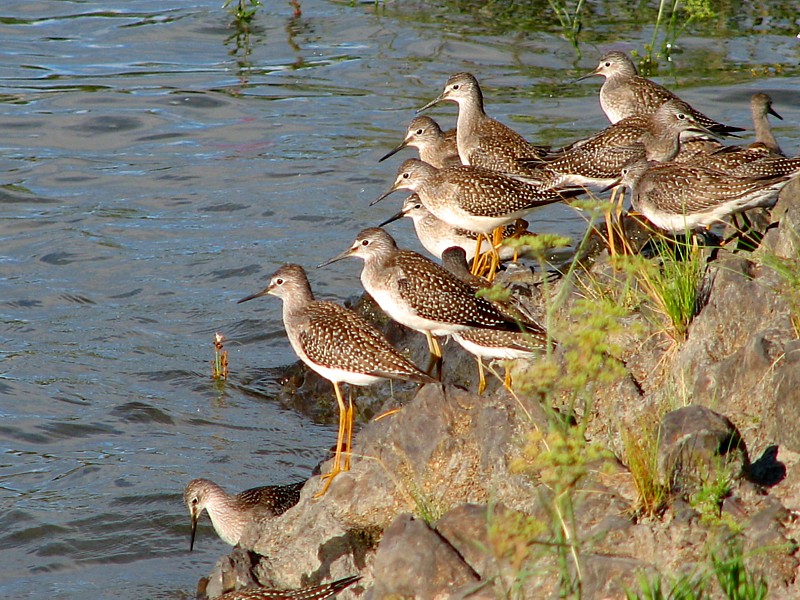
212 332 229 380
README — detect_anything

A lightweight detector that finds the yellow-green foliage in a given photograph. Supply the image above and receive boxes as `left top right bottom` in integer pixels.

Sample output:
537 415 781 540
621 414 670 518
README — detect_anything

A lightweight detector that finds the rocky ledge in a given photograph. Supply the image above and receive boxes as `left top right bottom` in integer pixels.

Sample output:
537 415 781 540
201 179 800 599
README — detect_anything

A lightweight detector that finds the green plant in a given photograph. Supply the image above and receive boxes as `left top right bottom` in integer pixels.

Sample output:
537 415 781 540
712 542 768 600
625 570 707 600
546 0 587 56
223 0 262 23
631 238 706 341
622 413 670 518
688 464 735 529
486 505 549 596
512 425 615 597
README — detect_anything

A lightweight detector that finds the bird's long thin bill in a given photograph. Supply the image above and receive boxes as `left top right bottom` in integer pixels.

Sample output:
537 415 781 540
237 288 268 304
769 107 784 120
573 70 598 83
318 249 352 268
379 209 405 227
370 188 396 206
189 517 198 551
599 180 623 194
416 94 443 113
379 142 406 163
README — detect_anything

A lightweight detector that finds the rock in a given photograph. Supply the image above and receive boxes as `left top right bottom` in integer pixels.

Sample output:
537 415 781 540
657 406 749 493
367 513 479 599
773 339 800 452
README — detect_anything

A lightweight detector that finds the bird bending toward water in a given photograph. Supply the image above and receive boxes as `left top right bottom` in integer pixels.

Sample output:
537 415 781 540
183 478 303 550
238 264 435 496
216 575 360 600
577 50 744 136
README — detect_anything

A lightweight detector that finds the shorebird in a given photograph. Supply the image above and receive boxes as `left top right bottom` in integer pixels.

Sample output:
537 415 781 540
216 575 360 600
515 98 718 192
418 71 549 174
750 92 784 156
618 159 800 233
238 265 435 496
378 194 522 262
183 478 303 550
320 228 537 374
675 92 786 164
441 247 549 394
373 158 577 275
577 50 744 136
379 115 461 169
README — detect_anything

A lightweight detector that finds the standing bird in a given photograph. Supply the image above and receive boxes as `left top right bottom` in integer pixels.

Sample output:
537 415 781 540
378 194 522 262
238 265 435 496
320 228 540 374
373 158 577 276
379 115 461 169
183 478 303 550
216 575 360 600
749 92 784 156
441 247 549 394
515 98 718 192
418 71 549 174
617 159 800 233
577 50 744 136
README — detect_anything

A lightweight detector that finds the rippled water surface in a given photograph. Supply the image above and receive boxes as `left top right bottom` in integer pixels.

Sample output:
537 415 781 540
1 1 799 598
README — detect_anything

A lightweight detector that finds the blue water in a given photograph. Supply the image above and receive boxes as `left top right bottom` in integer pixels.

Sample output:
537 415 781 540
1 1 798 598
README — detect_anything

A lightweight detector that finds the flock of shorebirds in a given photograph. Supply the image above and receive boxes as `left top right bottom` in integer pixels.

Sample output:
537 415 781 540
182 51 798 599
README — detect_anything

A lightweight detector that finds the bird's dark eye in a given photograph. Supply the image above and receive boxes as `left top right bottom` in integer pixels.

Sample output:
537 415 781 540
402 172 410 179
414 203 422 209
191 497 198 505
452 84 460 90
361 239 370 247
677 113 686 120
415 128 424 135
604 61 612 67
276 278 284 285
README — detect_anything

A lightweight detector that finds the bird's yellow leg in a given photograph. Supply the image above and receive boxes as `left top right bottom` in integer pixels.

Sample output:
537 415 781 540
424 330 443 378
343 388 354 471
477 358 487 395
471 233 487 276
316 381 347 497
503 363 513 392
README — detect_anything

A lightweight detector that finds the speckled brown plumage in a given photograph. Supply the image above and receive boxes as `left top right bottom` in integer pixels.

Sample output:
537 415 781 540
323 228 528 337
183 478 304 550
379 194 521 261
516 99 715 191
380 116 461 169
216 575 360 600
579 51 743 136
620 159 797 232
418 71 549 174
239 264 434 386
376 158 575 234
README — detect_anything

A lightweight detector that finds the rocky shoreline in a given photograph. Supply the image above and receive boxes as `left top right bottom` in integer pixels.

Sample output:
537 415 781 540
199 179 800 599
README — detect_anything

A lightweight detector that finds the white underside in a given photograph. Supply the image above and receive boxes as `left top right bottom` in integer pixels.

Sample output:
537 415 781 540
428 204 519 235
451 332 538 360
640 188 781 233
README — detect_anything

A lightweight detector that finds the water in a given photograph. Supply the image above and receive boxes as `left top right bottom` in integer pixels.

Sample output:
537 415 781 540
0 1 798 598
